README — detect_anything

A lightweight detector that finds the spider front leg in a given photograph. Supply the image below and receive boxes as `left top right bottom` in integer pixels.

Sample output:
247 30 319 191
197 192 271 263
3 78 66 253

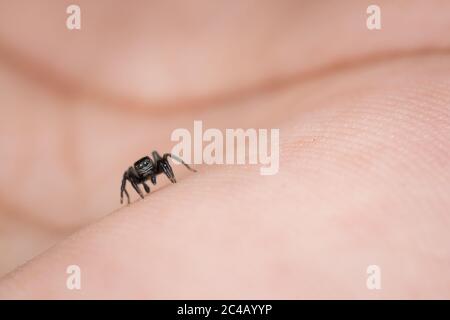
161 160 177 183
121 168 145 204
130 179 145 199
164 153 197 172
152 151 176 183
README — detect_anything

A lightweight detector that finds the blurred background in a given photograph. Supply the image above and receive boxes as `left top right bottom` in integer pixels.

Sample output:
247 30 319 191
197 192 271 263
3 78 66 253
0 0 449 283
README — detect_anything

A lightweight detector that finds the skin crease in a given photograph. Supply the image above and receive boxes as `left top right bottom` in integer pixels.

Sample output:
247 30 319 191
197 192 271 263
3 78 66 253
0 0 449 298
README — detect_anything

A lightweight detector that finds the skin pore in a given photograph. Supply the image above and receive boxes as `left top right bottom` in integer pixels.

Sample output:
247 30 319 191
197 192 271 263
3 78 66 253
0 0 449 298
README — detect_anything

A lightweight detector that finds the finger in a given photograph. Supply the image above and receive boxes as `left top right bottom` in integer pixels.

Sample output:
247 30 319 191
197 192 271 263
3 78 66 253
2 0 450 276
1 54 449 299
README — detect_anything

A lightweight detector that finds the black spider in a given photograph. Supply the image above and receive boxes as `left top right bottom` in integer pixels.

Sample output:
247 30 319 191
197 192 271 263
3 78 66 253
120 151 196 204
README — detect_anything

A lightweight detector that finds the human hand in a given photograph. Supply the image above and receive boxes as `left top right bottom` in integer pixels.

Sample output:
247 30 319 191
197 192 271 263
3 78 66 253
0 0 449 299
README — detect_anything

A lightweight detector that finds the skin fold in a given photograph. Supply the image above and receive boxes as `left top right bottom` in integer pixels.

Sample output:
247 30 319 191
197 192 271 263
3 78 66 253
0 0 449 298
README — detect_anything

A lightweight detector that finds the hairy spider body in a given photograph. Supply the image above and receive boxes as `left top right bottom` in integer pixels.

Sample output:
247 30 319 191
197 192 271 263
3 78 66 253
120 151 196 204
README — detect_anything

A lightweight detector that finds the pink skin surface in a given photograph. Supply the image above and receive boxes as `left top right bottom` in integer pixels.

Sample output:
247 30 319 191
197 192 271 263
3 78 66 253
0 0 449 298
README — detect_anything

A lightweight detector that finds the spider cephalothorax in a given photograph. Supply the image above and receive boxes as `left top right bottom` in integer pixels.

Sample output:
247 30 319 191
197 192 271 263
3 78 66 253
134 156 154 178
121 151 196 204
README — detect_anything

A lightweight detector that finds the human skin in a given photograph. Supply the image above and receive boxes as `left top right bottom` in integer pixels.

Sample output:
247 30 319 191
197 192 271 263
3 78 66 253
0 0 449 299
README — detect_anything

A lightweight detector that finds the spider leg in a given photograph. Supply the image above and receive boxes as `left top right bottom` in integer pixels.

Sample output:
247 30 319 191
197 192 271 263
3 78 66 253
161 160 177 184
127 168 145 200
152 150 176 183
142 181 151 193
120 172 130 205
130 179 145 199
164 153 197 172
152 150 163 162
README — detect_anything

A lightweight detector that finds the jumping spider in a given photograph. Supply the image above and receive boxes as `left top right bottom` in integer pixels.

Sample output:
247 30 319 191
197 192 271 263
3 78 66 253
120 151 196 204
